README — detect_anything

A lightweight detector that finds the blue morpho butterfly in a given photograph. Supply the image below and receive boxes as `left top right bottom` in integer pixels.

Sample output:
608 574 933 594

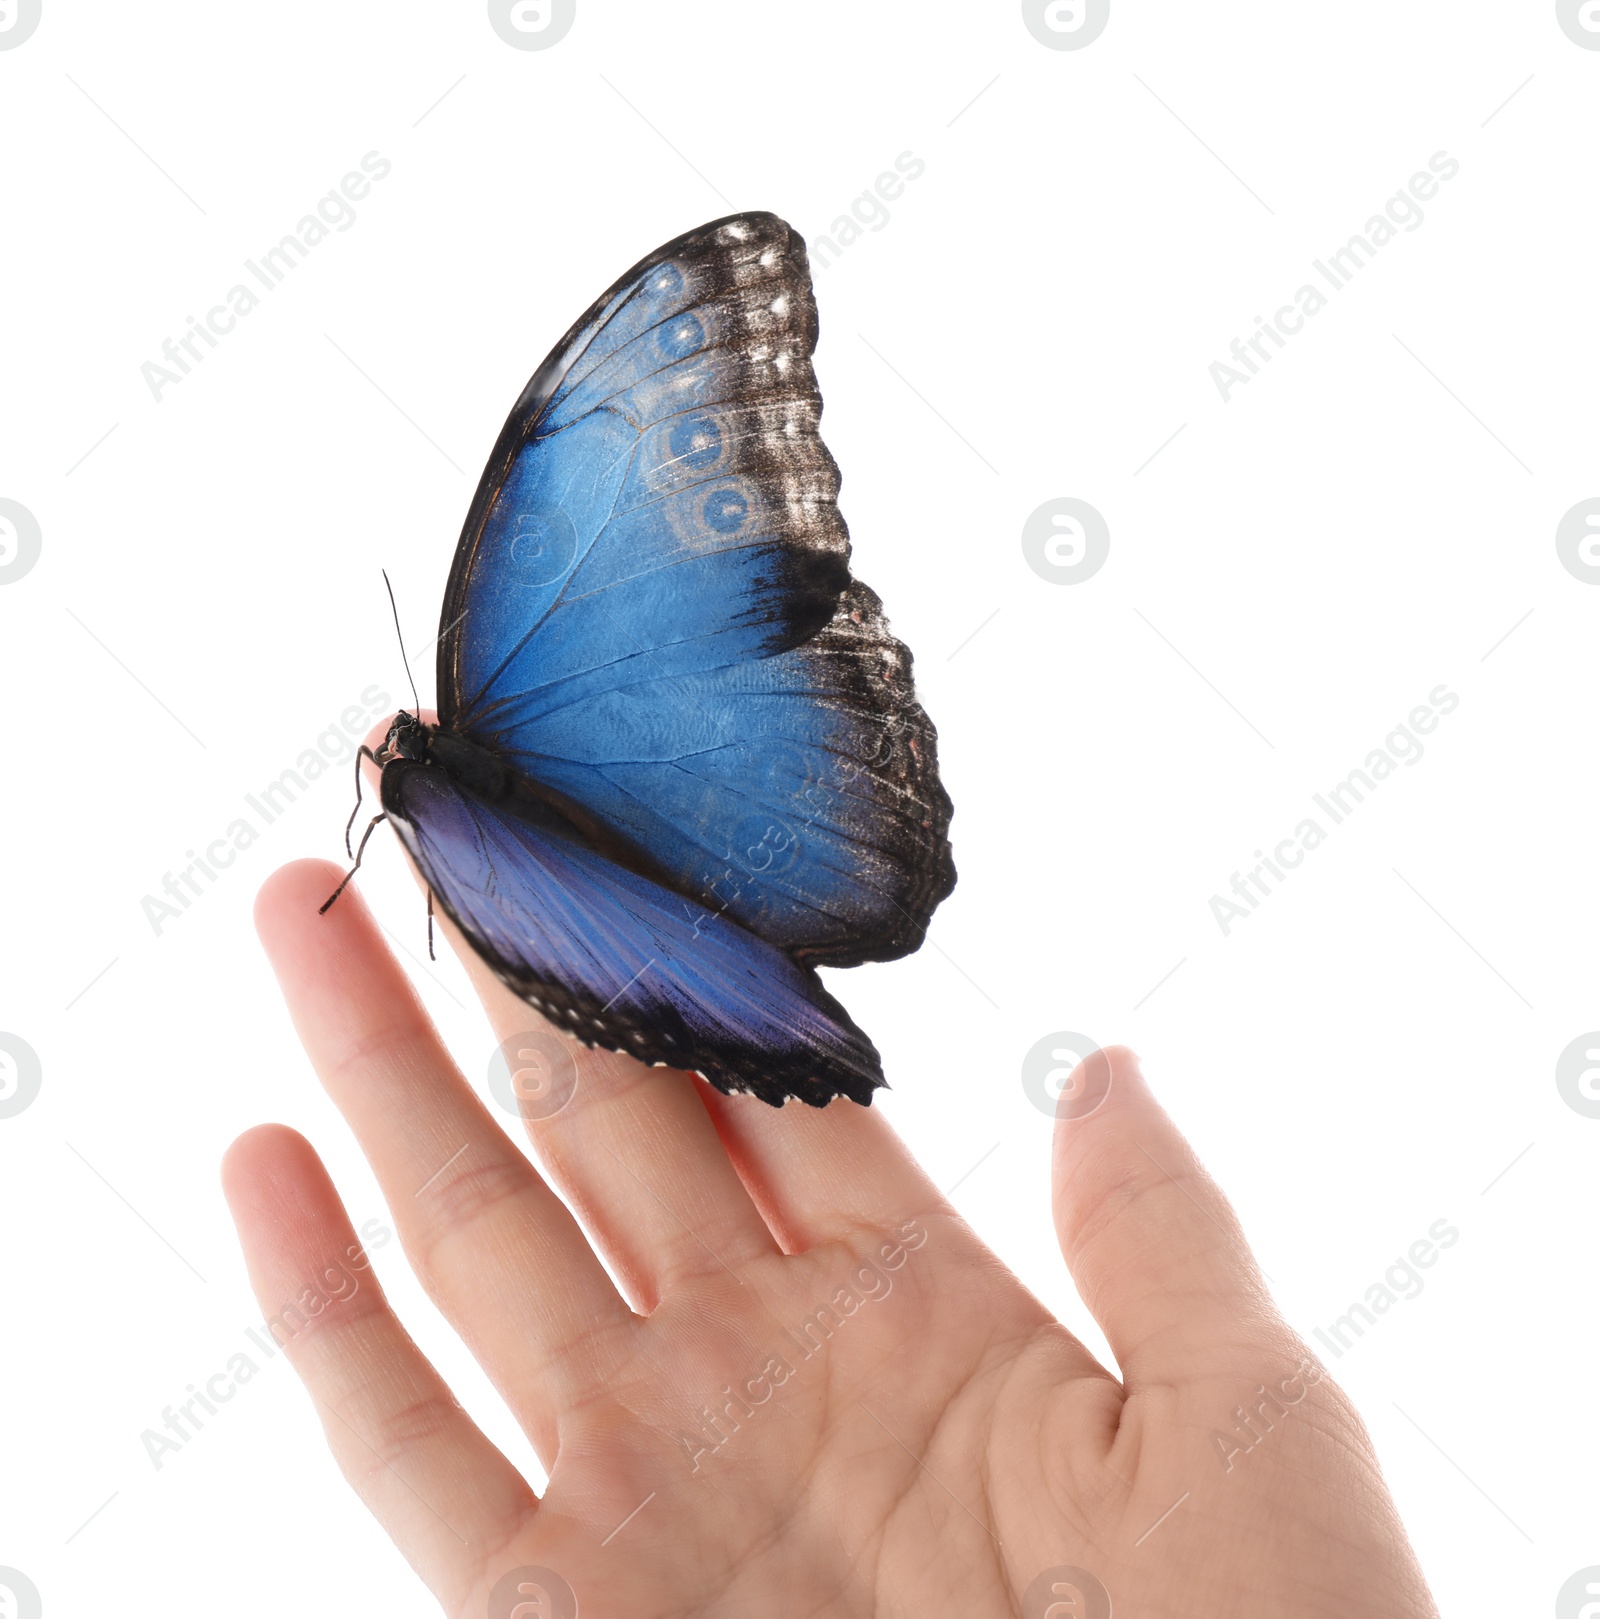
327 212 955 1107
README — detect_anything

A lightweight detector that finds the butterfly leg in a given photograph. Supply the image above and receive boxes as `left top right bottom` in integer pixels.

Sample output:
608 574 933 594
319 813 388 915
426 888 436 962
343 746 381 857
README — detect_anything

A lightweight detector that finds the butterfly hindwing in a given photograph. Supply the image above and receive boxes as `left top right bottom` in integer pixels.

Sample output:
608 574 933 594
380 760 884 1107
434 212 955 967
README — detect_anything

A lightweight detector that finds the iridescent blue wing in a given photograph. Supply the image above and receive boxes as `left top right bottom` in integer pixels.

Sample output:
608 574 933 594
435 212 954 966
380 760 883 1107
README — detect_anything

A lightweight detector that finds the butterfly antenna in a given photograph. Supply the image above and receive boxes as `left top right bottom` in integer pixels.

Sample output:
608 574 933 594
383 568 423 716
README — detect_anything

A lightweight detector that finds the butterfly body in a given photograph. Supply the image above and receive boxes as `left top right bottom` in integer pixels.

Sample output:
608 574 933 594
356 212 955 1107
377 711 669 885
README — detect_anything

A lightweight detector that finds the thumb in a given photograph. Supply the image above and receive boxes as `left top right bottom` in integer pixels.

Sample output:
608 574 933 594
1051 1046 1288 1387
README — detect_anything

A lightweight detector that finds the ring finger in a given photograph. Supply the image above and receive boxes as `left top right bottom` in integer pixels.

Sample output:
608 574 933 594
222 1122 535 1609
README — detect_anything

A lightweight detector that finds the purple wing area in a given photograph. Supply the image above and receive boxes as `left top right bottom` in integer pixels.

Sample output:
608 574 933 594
379 760 884 1107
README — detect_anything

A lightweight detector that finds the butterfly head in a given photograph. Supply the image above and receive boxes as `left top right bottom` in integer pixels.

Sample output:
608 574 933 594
380 710 432 764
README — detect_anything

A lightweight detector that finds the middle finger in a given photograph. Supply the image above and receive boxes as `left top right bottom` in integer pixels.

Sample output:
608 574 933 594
451 925 786 1312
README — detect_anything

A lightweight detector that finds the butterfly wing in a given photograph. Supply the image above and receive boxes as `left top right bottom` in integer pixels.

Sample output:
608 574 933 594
379 759 884 1107
435 212 954 967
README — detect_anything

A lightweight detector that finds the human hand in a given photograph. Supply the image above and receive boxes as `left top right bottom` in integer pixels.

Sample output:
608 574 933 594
224 856 1440 1618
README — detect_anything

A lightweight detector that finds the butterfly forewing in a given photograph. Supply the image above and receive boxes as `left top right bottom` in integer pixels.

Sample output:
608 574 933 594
389 212 955 1103
430 213 954 971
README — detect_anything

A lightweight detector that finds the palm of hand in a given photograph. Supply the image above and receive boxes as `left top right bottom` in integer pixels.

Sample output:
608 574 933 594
226 860 1437 1619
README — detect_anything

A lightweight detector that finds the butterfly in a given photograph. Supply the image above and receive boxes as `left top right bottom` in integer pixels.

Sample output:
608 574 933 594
333 212 955 1107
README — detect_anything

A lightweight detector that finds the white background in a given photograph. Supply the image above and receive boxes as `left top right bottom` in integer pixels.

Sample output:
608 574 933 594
1 2 1595 1613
